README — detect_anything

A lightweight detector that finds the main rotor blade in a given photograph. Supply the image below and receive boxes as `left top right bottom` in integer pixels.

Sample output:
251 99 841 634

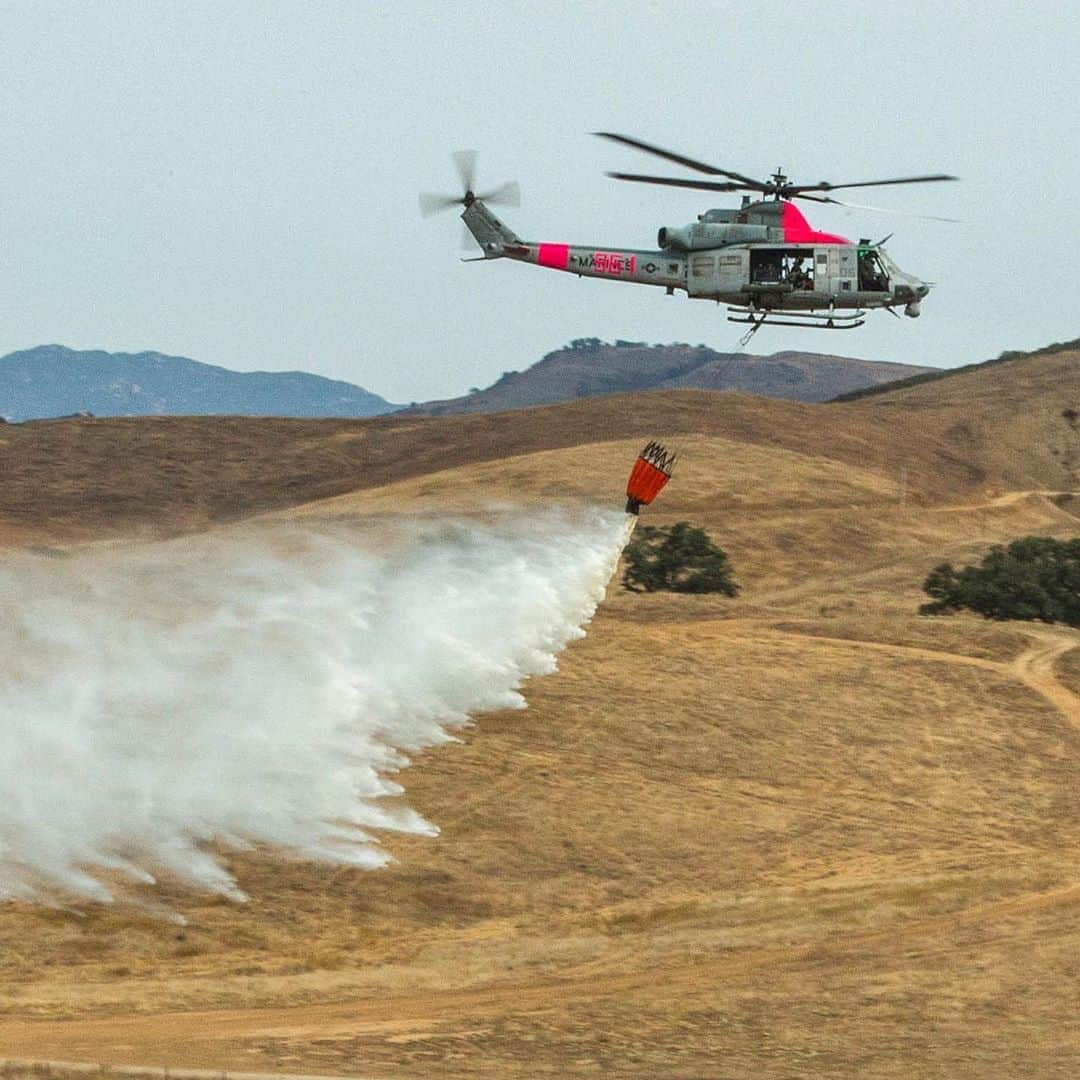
796 192 960 222
476 180 520 207
452 149 477 193
788 173 959 195
594 132 766 188
419 191 463 217
606 171 748 194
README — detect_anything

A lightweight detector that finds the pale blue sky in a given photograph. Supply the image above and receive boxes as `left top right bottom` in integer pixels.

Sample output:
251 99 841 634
0 2 1076 402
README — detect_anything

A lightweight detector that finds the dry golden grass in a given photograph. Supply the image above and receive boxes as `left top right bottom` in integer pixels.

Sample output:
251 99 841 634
1057 647 1080 696
0 350 1078 1077
0 347 1076 546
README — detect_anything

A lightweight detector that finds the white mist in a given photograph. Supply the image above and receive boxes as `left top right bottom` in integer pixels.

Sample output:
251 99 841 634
0 509 628 903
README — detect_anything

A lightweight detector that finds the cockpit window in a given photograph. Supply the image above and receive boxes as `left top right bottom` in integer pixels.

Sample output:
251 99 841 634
858 250 888 291
875 248 901 274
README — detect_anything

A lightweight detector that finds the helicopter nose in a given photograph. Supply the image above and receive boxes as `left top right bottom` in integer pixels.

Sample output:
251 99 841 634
894 280 930 304
892 278 929 317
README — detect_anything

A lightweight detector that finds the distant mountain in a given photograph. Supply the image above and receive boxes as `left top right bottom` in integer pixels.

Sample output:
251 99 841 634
409 339 933 415
0 345 399 422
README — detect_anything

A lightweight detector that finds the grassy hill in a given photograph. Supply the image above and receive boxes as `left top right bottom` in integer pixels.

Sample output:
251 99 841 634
830 335 1080 402
1 346 1075 547
0 344 1078 1077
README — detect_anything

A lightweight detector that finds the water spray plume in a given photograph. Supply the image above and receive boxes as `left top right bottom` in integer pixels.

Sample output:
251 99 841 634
0 509 627 906
625 441 677 515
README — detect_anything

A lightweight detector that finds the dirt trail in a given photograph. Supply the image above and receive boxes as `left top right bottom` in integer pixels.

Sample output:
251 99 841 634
709 619 1080 731
1009 629 1080 731
2 877 1079 1064
926 489 1077 513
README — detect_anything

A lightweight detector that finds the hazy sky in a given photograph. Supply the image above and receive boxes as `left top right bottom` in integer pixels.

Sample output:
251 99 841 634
0 2 1076 403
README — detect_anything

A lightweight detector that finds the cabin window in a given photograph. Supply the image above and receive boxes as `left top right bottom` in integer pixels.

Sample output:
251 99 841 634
750 251 783 283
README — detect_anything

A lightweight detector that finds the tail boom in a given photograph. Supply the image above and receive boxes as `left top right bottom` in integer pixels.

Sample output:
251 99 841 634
462 200 685 289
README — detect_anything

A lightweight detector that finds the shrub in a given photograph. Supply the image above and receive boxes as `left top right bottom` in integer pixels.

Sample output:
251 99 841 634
920 536 1080 625
622 522 739 595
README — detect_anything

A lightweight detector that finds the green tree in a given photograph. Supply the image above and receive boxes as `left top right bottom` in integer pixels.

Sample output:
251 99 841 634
919 536 1080 625
622 522 739 595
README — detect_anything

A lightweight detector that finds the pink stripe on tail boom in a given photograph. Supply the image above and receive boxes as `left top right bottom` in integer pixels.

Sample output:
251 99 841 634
537 243 571 269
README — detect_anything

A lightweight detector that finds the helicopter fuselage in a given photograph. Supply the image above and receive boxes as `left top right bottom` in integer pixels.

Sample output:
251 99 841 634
463 197 930 324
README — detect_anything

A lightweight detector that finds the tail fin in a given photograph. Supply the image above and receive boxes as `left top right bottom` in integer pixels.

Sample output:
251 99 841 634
462 199 522 258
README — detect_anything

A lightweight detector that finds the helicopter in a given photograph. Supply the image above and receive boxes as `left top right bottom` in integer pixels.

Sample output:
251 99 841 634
420 134 957 338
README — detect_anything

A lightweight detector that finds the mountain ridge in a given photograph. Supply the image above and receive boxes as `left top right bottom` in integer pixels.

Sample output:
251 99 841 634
0 340 934 422
0 344 400 421
409 339 933 415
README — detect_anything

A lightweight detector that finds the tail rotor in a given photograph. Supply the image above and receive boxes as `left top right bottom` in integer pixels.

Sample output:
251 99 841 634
420 150 521 218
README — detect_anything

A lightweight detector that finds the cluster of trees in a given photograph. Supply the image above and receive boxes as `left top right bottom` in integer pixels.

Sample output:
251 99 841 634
921 536 1080 626
565 338 708 352
619 523 1079 627
622 522 738 595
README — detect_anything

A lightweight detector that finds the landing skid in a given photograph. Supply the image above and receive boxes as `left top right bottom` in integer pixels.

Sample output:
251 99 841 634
728 306 866 324
728 314 867 329
728 307 866 346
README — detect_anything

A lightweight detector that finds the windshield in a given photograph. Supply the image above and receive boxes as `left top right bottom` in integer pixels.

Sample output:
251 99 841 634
875 248 901 274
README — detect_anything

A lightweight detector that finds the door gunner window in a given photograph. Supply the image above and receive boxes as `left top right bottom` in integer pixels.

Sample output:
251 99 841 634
783 253 814 290
750 250 814 288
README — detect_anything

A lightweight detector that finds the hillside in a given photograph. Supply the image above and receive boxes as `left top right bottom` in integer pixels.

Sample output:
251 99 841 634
853 344 1080 493
0 347 1076 546
0 345 399 421
0 344 1078 1078
412 339 932 414
830 335 1080 402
